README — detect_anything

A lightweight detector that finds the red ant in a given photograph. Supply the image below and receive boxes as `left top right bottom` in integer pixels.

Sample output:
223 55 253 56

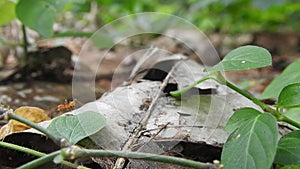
56 99 77 113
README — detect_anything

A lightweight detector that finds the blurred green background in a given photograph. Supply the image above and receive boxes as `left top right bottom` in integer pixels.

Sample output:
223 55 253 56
1 0 300 38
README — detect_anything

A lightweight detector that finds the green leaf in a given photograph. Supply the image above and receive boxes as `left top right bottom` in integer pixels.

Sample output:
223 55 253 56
53 154 64 164
252 0 285 10
91 33 115 49
260 59 300 99
206 45 271 72
45 0 85 12
279 165 300 169
285 108 300 125
16 0 56 37
224 107 262 132
221 113 278 169
278 83 300 108
47 111 106 145
275 130 300 166
0 0 16 27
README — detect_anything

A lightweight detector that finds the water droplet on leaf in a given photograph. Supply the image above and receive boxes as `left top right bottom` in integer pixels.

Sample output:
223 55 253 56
241 61 246 64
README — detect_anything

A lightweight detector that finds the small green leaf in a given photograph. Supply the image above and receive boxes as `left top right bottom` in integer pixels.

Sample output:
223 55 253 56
275 130 300 165
224 107 262 132
221 113 278 169
206 45 271 72
16 0 56 37
47 111 106 145
53 154 63 164
260 59 300 99
285 108 300 124
277 83 300 108
0 0 16 27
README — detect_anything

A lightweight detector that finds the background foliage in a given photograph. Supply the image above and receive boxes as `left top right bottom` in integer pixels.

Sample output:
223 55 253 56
1 0 300 39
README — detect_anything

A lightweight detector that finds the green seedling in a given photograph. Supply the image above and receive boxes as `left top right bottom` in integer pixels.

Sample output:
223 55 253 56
171 45 300 169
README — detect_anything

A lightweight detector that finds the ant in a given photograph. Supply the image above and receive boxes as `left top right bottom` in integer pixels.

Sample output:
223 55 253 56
56 99 79 113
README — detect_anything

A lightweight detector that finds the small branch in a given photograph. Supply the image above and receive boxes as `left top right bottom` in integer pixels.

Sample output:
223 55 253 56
114 61 182 168
209 72 277 115
17 150 61 169
21 24 29 79
170 76 211 97
0 141 77 169
0 141 45 157
169 71 300 129
223 80 276 114
53 31 93 38
214 75 300 129
5 112 69 147
64 146 217 169
21 24 28 62
281 115 300 129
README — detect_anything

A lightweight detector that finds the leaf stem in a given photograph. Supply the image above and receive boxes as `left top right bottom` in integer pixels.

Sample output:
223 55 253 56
53 31 93 38
223 80 277 114
17 150 61 169
0 141 45 157
170 76 211 97
214 74 300 129
6 112 68 147
280 115 300 129
0 141 77 169
169 71 300 129
64 146 217 169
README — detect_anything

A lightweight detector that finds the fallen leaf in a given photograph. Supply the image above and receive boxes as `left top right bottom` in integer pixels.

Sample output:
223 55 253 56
12 106 50 132
0 124 11 140
0 106 50 139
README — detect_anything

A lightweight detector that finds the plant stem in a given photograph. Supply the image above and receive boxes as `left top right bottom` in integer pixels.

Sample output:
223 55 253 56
170 76 211 97
215 76 300 129
21 24 28 63
281 115 300 129
53 31 93 38
17 150 61 169
65 147 217 169
0 141 45 157
224 80 277 114
21 24 30 79
22 24 29 65
6 112 67 147
0 141 77 169
170 72 300 129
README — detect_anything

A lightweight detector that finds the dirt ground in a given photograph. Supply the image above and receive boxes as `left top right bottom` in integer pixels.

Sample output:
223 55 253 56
0 30 299 116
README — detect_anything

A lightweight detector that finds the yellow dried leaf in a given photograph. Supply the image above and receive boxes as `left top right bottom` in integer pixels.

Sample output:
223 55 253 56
11 106 50 132
0 106 50 139
0 123 12 140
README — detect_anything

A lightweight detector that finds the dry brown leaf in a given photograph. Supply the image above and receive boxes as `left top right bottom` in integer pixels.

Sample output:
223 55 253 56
12 106 50 132
0 124 12 140
0 106 50 139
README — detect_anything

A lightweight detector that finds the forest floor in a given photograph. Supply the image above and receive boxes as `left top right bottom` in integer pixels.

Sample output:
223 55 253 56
1 31 299 116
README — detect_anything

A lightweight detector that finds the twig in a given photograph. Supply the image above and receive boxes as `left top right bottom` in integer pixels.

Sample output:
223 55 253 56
21 24 28 58
17 150 62 169
150 122 171 139
0 141 45 157
65 146 217 169
5 112 70 147
113 61 182 169
0 141 77 168
127 46 159 82
3 142 216 169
